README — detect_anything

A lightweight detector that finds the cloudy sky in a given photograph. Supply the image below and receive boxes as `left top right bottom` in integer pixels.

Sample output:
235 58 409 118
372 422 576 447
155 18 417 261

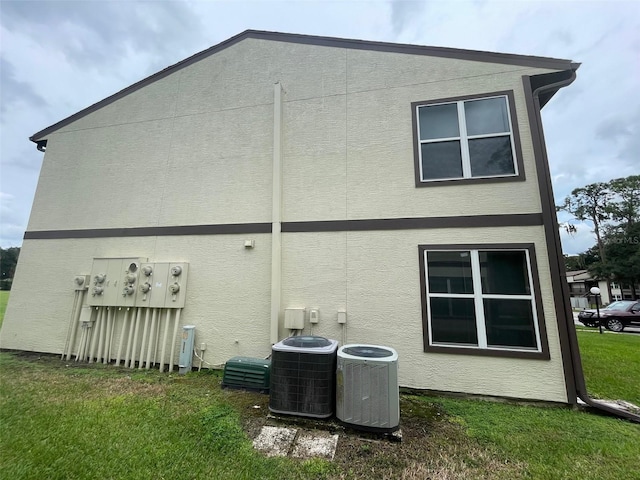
1 0 638 254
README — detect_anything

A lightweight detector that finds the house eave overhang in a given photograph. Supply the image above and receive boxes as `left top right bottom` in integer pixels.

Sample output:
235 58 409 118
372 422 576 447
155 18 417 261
29 29 578 144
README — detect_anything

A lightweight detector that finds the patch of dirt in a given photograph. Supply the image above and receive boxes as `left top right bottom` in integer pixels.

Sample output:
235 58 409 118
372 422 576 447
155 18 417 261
224 390 525 479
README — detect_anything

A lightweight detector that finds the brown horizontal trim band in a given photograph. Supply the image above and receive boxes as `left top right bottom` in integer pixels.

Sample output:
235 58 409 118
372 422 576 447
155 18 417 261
24 223 273 239
30 30 577 143
23 214 543 240
282 214 543 232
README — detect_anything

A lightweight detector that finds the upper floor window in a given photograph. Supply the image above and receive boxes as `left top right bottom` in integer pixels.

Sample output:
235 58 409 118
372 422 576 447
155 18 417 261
412 91 524 186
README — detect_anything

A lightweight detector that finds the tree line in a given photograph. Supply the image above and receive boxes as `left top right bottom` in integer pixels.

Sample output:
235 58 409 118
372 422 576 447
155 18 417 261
558 175 640 299
1 247 20 291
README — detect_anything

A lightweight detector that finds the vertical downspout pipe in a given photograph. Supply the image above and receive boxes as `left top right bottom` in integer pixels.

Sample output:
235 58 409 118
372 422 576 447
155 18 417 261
528 71 640 424
270 82 283 345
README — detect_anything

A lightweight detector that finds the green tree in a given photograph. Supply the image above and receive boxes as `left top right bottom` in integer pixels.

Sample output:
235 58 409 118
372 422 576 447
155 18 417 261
558 182 612 262
564 247 600 272
1 247 20 290
607 175 640 227
591 223 640 299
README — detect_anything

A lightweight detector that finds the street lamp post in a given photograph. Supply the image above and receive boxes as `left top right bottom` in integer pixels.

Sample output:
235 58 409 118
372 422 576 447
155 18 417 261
590 286 602 334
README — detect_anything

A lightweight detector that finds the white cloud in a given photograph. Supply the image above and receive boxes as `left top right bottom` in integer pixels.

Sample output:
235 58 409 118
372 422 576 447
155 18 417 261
0 0 638 250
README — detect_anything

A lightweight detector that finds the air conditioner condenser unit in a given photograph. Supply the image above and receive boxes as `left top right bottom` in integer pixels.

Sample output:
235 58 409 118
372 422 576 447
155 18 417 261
336 344 399 432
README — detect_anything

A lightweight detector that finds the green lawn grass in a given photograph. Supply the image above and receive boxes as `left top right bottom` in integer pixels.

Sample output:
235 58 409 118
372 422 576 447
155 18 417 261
1 352 639 480
0 354 336 480
0 290 9 329
1 304 639 479
424 395 640 480
577 329 640 405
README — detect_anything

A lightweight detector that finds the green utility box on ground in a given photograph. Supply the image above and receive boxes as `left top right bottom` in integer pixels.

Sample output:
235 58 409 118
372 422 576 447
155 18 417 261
221 356 271 393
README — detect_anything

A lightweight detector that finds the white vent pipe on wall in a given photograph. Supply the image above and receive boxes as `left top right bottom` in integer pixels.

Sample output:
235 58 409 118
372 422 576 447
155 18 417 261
270 82 283 345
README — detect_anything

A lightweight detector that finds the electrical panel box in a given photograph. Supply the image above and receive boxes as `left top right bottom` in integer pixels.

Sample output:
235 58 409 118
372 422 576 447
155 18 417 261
134 262 189 308
284 308 305 330
88 258 110 306
88 258 186 308
136 262 156 307
179 325 196 375
145 262 171 308
165 263 189 308
87 258 146 307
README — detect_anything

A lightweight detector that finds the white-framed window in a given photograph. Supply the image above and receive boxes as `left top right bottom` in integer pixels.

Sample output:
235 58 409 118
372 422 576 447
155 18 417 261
413 92 522 184
419 245 547 357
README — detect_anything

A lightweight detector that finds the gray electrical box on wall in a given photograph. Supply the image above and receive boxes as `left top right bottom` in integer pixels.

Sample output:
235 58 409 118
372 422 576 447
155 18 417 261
179 325 196 375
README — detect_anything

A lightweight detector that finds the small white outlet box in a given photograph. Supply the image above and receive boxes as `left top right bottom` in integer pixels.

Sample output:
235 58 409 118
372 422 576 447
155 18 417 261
337 310 347 324
309 309 319 324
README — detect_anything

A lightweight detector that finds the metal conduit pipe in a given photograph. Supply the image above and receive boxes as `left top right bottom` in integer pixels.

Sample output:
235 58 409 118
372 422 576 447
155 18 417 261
115 308 130 366
138 308 151 370
62 290 80 360
81 308 97 362
151 309 162 366
145 308 158 369
125 308 139 368
69 289 87 360
74 324 86 362
96 307 107 364
103 307 114 364
88 307 103 363
107 307 119 362
169 308 182 372
159 309 171 372
128 307 143 368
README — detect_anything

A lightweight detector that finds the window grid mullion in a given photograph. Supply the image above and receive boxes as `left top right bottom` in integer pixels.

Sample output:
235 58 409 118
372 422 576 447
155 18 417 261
466 132 511 140
457 101 472 178
470 251 487 348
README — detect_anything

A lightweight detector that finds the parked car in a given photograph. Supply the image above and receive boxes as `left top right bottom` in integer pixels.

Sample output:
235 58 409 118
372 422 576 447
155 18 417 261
577 300 640 332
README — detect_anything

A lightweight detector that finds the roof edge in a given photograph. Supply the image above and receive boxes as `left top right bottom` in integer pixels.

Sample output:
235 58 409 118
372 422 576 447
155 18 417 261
30 29 577 143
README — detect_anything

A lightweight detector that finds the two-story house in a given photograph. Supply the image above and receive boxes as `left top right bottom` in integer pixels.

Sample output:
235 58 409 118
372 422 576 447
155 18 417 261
1 30 588 405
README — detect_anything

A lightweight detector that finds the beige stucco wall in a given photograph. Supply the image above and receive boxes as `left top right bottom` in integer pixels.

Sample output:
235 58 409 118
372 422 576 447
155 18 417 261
2 225 568 402
3 38 572 402
29 38 556 232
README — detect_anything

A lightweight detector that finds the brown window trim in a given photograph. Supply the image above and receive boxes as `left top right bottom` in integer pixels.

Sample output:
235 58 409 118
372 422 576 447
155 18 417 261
411 90 525 187
418 243 550 360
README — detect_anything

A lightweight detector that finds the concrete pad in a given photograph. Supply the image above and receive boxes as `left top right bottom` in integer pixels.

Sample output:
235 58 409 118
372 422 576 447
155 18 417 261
291 430 339 460
252 426 297 457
